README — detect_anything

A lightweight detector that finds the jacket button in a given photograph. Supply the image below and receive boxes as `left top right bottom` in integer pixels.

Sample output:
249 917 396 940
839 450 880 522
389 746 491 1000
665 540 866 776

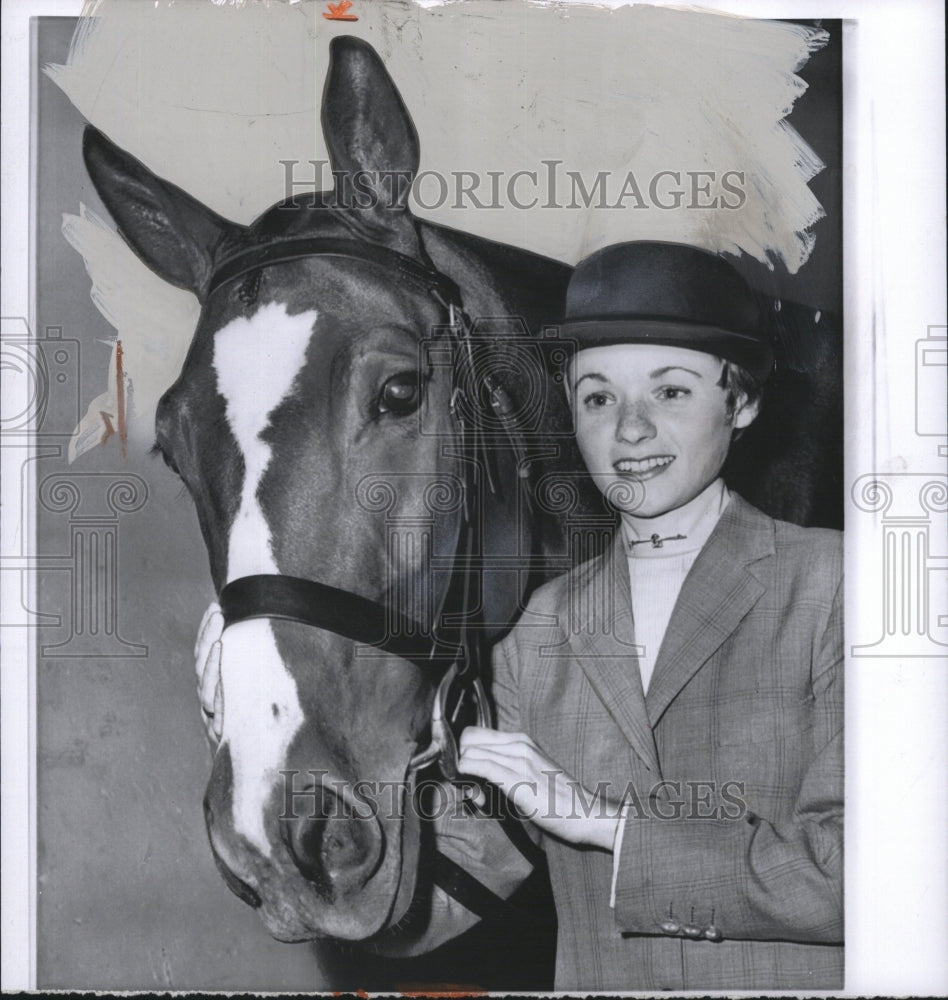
659 919 681 935
704 924 722 942
682 924 703 939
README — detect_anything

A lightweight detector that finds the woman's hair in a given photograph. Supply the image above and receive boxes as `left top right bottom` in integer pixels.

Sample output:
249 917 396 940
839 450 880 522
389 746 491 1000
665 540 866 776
716 359 765 419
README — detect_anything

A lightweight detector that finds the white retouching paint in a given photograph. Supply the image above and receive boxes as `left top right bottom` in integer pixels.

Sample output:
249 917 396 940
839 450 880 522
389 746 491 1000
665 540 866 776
52 1 831 457
212 301 316 854
50 2 825 269
62 204 200 457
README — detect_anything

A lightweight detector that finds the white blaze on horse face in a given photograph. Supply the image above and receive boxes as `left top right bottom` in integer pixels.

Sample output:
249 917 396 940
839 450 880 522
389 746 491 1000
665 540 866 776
214 301 315 581
212 301 316 855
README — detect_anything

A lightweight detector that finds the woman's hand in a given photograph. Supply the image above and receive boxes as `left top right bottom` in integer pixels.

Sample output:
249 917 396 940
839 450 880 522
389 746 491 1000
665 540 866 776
458 726 620 850
194 602 224 747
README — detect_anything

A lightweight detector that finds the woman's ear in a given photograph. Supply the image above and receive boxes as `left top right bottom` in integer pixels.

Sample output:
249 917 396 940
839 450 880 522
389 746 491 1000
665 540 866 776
732 393 760 430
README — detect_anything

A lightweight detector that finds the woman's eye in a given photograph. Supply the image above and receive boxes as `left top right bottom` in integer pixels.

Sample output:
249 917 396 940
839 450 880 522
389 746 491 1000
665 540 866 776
657 386 690 401
583 392 614 409
378 371 422 417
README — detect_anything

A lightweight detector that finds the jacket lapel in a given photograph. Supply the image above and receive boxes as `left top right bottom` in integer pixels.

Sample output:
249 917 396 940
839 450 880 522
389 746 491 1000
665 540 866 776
566 534 660 773
645 494 774 725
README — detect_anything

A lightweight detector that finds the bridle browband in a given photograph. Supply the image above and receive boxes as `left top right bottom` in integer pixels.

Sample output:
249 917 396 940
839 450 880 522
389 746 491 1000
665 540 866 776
206 236 462 306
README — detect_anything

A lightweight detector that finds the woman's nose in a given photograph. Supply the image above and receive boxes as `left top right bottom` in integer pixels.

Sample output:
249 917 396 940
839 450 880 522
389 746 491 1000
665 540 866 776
615 402 656 444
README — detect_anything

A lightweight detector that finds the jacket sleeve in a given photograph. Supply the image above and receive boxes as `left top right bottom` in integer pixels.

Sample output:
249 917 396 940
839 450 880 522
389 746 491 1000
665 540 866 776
491 626 524 733
491 630 545 848
613 574 844 944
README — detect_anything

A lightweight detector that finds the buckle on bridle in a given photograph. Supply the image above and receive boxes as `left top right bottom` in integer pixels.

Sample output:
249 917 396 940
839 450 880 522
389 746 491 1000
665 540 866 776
408 662 490 781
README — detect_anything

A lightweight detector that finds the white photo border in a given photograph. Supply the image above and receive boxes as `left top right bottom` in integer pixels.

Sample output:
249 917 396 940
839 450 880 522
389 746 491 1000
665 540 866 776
2 0 945 993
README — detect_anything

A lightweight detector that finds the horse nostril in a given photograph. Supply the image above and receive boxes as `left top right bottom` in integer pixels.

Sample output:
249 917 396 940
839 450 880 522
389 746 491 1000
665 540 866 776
280 783 382 899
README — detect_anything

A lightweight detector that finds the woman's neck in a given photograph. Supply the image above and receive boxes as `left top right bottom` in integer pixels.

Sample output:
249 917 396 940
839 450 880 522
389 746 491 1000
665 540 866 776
621 478 728 557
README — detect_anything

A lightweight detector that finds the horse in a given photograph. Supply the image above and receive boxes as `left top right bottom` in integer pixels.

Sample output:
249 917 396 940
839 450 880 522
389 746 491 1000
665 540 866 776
81 35 580 962
79 33 842 980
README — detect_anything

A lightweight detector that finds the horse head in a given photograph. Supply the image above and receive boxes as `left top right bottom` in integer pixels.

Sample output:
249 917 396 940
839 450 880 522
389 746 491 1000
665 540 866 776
82 36 572 943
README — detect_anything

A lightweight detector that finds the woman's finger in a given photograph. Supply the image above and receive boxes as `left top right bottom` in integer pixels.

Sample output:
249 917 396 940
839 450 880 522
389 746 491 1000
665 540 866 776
459 737 556 782
458 745 546 781
461 726 536 749
212 675 224 741
457 748 534 788
200 640 222 718
194 602 223 662
459 729 541 765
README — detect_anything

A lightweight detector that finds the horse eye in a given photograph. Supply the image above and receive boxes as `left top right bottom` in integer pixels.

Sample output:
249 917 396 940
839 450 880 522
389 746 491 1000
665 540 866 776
378 371 422 417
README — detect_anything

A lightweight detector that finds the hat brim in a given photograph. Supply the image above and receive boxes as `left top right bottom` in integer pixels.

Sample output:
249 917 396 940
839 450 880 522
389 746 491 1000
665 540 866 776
558 318 774 383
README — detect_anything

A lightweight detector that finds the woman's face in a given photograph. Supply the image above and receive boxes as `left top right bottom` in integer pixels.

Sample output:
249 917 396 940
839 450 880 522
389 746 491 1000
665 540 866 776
568 343 758 518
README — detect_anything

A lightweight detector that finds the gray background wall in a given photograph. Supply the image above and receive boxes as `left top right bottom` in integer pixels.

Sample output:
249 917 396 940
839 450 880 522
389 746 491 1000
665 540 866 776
34 18 322 989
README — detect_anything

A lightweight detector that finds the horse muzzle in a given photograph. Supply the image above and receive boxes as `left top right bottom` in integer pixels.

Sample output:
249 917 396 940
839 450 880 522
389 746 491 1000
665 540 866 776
203 739 424 942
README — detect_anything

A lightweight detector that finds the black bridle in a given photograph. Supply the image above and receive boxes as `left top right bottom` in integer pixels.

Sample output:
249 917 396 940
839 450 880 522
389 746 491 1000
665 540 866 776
211 237 520 779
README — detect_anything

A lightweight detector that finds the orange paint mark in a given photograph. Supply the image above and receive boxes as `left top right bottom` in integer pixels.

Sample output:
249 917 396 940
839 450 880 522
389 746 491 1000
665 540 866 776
115 339 128 458
99 411 115 447
331 984 485 998
396 985 486 997
323 0 357 20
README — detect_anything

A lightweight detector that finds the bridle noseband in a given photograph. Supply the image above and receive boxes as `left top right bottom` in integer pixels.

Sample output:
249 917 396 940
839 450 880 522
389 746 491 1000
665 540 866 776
213 236 520 780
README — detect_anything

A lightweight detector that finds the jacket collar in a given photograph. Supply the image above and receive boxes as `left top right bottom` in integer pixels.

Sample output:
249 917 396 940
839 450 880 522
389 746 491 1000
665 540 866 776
645 493 773 724
565 494 774 759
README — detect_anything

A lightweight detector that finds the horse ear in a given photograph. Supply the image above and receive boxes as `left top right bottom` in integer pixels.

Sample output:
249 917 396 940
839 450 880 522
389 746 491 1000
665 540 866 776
322 36 419 212
82 127 237 299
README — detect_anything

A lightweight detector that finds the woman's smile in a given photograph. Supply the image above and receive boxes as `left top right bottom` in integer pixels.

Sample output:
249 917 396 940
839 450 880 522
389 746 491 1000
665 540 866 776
613 455 675 477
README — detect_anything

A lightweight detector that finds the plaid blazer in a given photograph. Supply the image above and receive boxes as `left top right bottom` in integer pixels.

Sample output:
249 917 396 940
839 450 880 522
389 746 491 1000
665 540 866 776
491 494 844 991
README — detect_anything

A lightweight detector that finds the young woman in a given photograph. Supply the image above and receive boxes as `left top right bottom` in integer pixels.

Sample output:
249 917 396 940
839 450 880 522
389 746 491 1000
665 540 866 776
457 242 843 991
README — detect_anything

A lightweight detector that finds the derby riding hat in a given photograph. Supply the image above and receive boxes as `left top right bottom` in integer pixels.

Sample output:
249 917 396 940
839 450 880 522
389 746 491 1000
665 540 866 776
561 241 773 383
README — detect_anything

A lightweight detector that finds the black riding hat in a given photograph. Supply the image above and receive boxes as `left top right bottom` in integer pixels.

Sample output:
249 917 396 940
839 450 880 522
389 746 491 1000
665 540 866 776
561 241 774 383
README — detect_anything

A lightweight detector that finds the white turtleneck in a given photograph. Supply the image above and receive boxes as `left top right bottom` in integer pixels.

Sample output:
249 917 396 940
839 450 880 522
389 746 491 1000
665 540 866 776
622 478 731 694
609 478 730 907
